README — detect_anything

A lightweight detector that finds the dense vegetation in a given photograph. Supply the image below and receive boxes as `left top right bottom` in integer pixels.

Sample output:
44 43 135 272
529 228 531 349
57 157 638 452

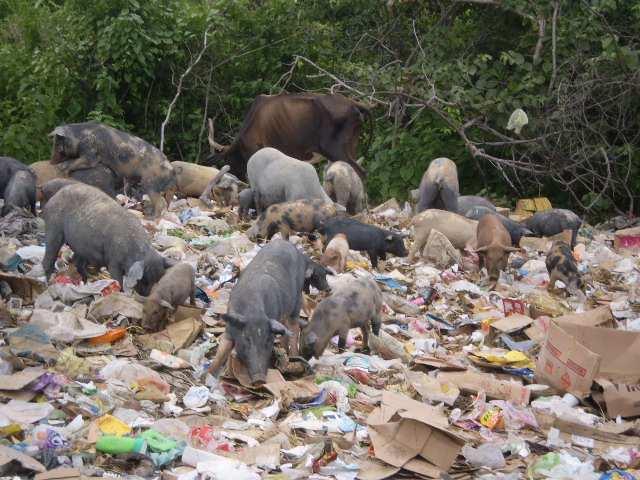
1 0 638 217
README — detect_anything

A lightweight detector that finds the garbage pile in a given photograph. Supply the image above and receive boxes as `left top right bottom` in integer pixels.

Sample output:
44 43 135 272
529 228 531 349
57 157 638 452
0 190 639 480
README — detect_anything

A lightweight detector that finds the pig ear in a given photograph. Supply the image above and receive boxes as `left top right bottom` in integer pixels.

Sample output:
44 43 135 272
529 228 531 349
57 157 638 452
48 127 67 138
159 299 174 310
306 331 318 345
385 234 393 241
304 266 314 279
222 313 246 328
269 319 291 336
163 257 177 268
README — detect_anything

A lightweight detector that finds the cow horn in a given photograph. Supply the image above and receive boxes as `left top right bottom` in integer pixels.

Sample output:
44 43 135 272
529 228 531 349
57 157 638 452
207 118 228 153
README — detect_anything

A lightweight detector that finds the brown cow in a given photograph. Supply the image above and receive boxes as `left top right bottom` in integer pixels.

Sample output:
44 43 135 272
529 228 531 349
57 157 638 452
205 93 372 179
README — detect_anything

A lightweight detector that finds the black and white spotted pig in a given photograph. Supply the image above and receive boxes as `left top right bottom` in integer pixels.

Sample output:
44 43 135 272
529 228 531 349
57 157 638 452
247 199 337 241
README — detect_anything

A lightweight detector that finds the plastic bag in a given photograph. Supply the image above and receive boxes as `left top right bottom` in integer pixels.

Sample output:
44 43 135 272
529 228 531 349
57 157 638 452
183 385 210 409
462 443 506 469
507 108 528 134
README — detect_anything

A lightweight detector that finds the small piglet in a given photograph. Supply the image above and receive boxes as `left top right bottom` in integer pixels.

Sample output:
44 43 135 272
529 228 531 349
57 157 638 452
546 241 581 294
320 233 349 274
142 262 196 331
475 214 518 287
300 277 382 359
321 217 407 269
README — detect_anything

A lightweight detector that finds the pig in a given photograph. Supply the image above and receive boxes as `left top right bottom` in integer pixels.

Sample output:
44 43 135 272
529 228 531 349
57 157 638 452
303 259 332 294
0 156 29 196
300 277 382 359
546 241 582 294
40 178 79 206
247 199 337 241
171 161 220 197
475 214 518 287
70 165 120 198
2 170 36 216
199 164 245 207
42 183 171 295
141 262 196 331
464 206 532 245
30 160 63 189
320 233 349 274
323 161 366 214
49 122 177 217
410 209 477 260
522 208 582 247
208 239 323 385
238 188 255 219
246 147 333 214
320 217 407 269
457 195 496 215
416 157 459 213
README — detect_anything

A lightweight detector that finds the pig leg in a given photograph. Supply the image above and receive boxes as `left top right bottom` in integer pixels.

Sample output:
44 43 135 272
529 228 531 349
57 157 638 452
147 191 165 218
208 336 234 375
337 325 350 352
416 180 438 212
279 224 292 241
360 325 370 351
409 228 430 261
108 262 124 290
58 156 97 174
43 227 65 279
440 185 459 214
367 250 379 269
371 313 382 336
547 271 559 293
189 288 196 306
336 189 350 211
73 255 89 282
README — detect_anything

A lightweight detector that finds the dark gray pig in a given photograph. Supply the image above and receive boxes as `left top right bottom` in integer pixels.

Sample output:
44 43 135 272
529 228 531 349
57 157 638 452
141 262 196 332
40 178 79 206
457 195 496 214
300 277 382 359
320 217 407 269
546 241 581 294
207 239 323 385
42 183 171 295
0 156 29 196
70 165 120 198
2 170 36 216
246 147 332 214
417 157 459 213
523 208 582 247
238 188 255 219
323 161 366 214
49 122 176 217
464 206 532 245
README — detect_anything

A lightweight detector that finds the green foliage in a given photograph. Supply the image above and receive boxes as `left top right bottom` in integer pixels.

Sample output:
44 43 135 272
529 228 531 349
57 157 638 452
0 0 638 215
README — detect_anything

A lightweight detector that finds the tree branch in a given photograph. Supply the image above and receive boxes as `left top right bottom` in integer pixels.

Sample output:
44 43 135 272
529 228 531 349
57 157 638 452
548 1 560 92
160 27 211 152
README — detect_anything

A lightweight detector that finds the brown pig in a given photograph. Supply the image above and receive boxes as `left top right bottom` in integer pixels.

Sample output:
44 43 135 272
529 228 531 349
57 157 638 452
475 214 518 286
299 277 382 359
247 199 337 241
546 241 581 294
320 233 349 274
141 262 196 331
410 209 477 260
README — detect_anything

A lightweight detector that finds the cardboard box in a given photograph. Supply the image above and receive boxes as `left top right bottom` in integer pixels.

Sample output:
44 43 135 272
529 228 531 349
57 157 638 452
596 379 640 418
515 197 552 214
614 226 640 252
367 391 465 476
536 316 640 397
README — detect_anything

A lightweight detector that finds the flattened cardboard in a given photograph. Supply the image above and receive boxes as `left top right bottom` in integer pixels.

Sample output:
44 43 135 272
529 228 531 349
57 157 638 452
555 305 614 328
34 467 81 480
0 443 46 472
491 314 533 334
367 391 464 472
437 370 530 406
0 367 44 390
597 378 640 418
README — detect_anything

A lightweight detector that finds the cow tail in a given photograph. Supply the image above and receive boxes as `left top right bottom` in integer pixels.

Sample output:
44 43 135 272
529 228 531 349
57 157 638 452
356 102 374 162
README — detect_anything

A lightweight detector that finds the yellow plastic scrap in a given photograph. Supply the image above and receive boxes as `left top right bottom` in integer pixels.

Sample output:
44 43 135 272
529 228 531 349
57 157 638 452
96 414 131 436
471 349 534 368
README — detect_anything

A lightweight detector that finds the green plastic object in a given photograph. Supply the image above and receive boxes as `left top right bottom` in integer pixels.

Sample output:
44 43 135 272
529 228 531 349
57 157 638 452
140 429 177 452
96 435 147 455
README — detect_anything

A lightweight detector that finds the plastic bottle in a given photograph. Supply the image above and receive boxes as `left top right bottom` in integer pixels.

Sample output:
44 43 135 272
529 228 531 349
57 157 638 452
96 435 147 455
